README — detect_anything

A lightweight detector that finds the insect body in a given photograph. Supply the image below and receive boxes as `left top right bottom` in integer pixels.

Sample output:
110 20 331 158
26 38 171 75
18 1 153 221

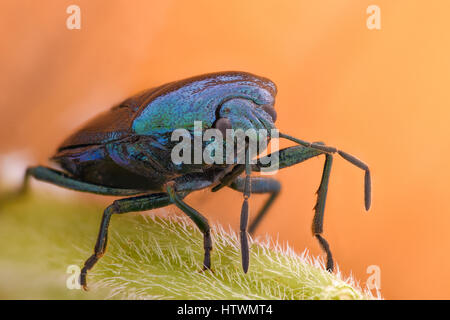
6 71 371 290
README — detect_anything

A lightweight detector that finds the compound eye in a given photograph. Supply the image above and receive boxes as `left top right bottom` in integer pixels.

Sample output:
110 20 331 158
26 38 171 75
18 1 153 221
262 105 277 122
214 117 232 137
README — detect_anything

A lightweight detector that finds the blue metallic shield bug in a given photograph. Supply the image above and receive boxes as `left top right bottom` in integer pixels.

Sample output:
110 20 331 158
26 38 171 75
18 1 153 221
2 71 371 290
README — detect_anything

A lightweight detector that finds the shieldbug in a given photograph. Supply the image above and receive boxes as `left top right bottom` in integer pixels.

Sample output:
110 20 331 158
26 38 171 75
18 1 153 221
3 71 371 290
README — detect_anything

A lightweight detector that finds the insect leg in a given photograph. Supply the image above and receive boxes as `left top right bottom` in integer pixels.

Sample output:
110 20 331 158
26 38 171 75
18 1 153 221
1 166 145 204
279 133 371 211
253 145 337 271
228 176 281 235
166 185 213 271
253 145 324 172
80 192 179 290
238 148 253 273
247 144 323 232
211 144 324 238
313 154 334 271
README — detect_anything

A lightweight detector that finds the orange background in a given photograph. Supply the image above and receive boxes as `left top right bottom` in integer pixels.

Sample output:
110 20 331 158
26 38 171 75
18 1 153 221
1 0 450 299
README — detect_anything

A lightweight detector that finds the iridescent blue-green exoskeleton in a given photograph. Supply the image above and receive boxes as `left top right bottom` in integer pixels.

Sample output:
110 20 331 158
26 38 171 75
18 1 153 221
2 71 371 290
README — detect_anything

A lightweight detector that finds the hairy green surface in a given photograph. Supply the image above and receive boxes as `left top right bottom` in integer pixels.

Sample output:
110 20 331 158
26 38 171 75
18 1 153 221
0 193 376 300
